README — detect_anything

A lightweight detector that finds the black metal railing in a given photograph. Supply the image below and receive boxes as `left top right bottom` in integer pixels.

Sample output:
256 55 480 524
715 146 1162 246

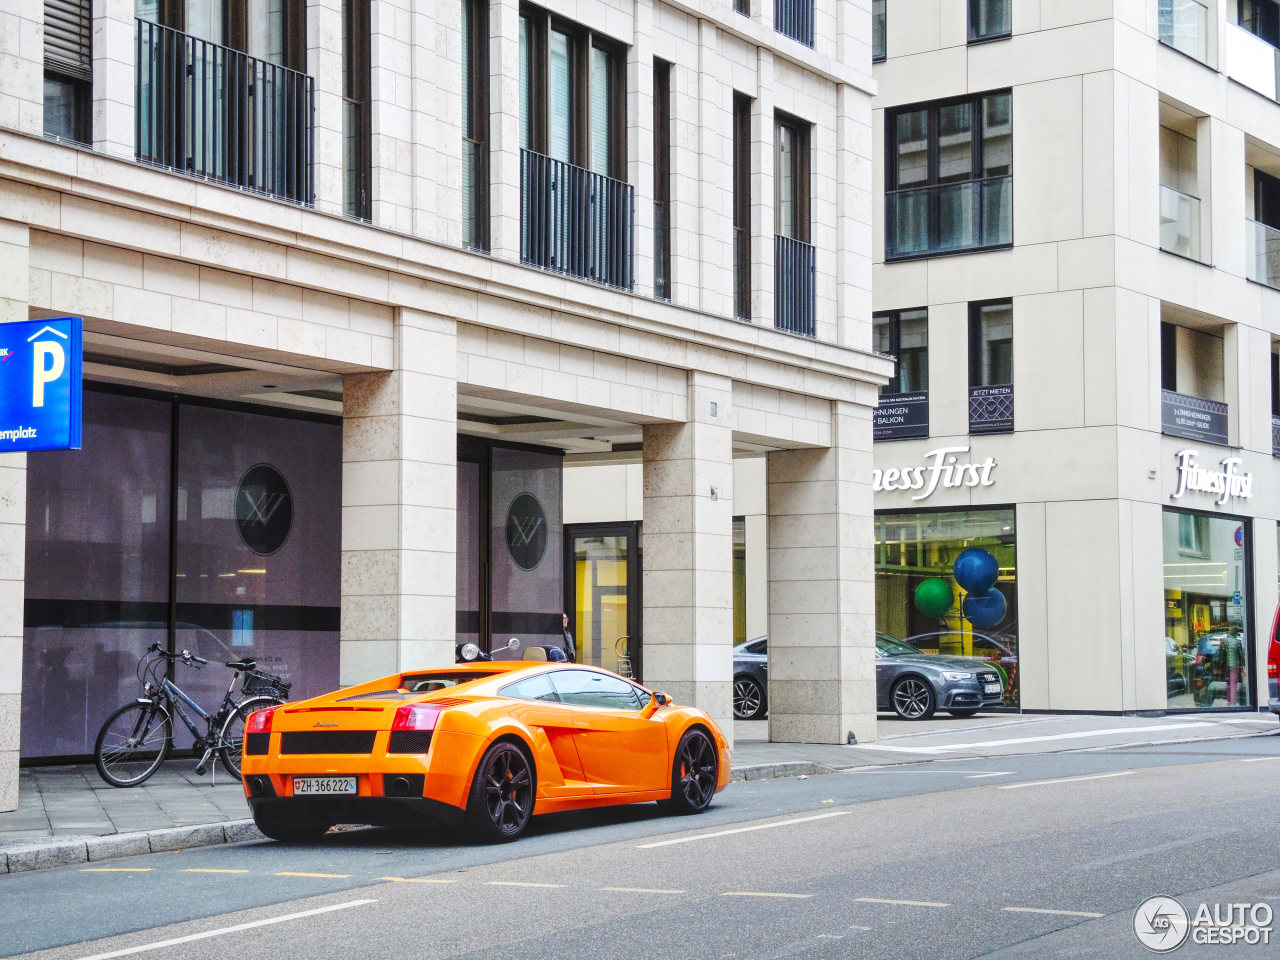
774 0 814 46
654 199 670 300
136 19 314 204
734 226 751 320
463 136 489 251
1272 415 1280 458
774 234 815 337
520 148 634 291
885 175 1012 260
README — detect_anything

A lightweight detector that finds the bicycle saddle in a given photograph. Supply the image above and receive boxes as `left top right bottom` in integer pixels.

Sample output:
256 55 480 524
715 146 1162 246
225 658 257 671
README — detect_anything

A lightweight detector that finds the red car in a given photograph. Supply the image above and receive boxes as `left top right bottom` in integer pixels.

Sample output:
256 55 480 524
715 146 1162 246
1269 604 1280 723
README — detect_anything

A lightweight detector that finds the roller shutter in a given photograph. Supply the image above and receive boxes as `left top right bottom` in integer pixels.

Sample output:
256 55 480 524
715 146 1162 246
44 0 92 81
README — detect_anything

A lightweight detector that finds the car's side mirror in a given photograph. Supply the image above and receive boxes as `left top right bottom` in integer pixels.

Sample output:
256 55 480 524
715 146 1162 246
654 692 669 706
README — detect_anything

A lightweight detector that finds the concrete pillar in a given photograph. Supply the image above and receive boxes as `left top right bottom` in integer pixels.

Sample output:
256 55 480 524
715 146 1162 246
410 0 463 245
752 50 775 328
628 0 655 299
766 401 877 744
0 0 42 136
696 19 733 318
308 0 344 215
370 0 414 232
340 308 457 684
489 0 522 262
641 372 734 732
93 0 136 159
836 82 873 350
668 25 700 309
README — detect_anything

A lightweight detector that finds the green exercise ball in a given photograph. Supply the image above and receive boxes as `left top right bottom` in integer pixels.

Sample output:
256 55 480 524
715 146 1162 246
913 577 955 618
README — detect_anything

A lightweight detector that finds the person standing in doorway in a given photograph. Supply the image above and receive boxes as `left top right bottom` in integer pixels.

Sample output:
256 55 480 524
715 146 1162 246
1225 628 1244 705
561 613 577 663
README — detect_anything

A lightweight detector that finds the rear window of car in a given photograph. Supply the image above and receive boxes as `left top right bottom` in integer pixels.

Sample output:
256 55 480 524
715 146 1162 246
498 673 560 702
336 672 500 700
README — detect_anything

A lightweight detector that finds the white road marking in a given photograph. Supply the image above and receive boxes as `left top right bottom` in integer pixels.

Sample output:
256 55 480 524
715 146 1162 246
1240 756 1280 762
965 772 1013 779
1003 907 1104 918
602 887 685 894
71 899 376 960
722 891 812 899
636 811 850 848
379 876 458 883
484 881 567 888
274 871 351 878
81 868 152 873
998 771 1135 790
854 722 1216 754
183 869 249 875
855 897 950 908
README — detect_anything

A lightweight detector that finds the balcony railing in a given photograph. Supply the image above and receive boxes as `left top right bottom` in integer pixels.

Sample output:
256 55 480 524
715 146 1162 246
520 149 634 291
885 176 1012 260
774 0 814 47
969 384 1013 434
135 19 314 205
774 234 815 338
463 136 488 251
1273 414 1280 458
1246 218 1280 289
1158 0 1208 63
1162 389 1228 446
1159 184 1201 259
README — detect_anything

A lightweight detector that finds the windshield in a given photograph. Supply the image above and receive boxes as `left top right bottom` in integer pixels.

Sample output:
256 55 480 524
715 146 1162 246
876 634 919 657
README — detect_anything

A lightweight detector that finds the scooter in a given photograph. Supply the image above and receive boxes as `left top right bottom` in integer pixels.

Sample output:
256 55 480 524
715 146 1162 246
455 637 568 663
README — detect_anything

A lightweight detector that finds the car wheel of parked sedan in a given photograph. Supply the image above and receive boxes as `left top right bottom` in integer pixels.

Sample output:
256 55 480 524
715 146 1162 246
253 813 331 842
948 708 980 719
664 728 718 815
733 675 767 721
466 740 534 843
891 676 936 720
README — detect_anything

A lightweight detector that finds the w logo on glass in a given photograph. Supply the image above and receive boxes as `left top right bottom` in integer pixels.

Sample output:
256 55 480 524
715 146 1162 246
236 463 293 556
506 492 548 571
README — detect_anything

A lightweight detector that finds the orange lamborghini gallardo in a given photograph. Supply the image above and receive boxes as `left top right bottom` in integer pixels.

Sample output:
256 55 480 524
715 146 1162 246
241 662 730 842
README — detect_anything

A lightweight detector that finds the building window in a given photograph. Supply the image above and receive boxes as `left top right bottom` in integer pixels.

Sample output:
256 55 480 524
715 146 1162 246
775 0 814 47
1248 169 1280 288
463 0 489 247
732 517 746 645
775 112 814 337
873 0 886 61
733 92 752 321
1271 346 1280 457
1159 0 1210 63
873 309 929 440
44 0 92 144
885 90 1012 260
969 299 1013 434
1159 123 1203 260
969 0 1011 42
343 0 371 221
1160 320 1228 445
1238 0 1280 47
735 0 750 15
653 58 672 300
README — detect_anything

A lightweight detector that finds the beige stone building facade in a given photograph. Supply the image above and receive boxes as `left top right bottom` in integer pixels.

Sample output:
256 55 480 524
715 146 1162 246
0 0 886 809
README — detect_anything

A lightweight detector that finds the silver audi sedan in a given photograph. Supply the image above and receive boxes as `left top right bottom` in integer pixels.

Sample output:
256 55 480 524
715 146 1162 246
876 633 1004 720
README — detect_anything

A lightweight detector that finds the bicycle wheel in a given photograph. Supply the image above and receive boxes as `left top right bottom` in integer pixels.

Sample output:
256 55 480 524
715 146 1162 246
94 702 172 787
219 697 284 780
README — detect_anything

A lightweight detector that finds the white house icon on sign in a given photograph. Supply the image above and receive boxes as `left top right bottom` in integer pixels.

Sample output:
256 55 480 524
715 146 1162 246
27 325 68 408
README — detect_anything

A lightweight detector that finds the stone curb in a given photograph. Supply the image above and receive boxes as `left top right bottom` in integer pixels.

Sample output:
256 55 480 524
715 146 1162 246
730 761 835 782
1 820 264 875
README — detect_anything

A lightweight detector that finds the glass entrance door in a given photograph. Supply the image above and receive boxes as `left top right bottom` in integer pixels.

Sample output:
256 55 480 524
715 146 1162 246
565 522 641 680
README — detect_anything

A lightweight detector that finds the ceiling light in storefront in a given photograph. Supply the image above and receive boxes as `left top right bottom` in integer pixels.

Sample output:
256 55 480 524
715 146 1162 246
237 569 266 575
218 572 236 578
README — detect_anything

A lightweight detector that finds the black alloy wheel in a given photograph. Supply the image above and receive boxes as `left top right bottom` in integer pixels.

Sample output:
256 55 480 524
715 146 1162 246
467 741 534 842
733 676 767 720
890 676 937 720
665 728 718 814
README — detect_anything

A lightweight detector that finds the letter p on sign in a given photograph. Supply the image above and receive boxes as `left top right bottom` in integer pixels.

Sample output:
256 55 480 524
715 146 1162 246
33 339 65 407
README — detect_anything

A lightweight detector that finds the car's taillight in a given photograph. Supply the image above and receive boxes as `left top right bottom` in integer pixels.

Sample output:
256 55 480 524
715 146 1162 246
1269 658 1278 680
392 704 444 731
246 705 278 734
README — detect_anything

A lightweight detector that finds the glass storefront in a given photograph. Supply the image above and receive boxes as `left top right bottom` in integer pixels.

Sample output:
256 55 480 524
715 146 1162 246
1163 509 1252 709
22 388 341 759
875 508 1019 707
566 522 640 678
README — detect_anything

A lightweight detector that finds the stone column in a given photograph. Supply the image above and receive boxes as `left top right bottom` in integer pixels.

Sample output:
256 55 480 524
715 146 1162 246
340 308 457 684
370 0 414 232
410 0 463 245
308 0 344 215
696 19 733 317
641 372 734 732
766 400 877 744
489 0 522 261
752 49 775 328
0 0 42 135
93 0 136 159
835 82 873 350
628 0 655 299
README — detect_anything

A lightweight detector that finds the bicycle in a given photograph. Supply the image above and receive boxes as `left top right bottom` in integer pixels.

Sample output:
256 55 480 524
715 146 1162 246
93 642 291 788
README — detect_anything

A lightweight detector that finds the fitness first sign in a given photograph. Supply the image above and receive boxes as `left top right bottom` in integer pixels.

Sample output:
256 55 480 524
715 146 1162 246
872 446 997 501
1170 449 1253 505
0 317 83 451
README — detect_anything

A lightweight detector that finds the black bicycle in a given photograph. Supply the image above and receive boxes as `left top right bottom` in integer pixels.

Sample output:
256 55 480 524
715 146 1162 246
93 642 291 787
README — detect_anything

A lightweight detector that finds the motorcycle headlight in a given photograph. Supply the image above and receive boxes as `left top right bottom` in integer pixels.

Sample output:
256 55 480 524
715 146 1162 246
943 671 975 682
459 642 481 661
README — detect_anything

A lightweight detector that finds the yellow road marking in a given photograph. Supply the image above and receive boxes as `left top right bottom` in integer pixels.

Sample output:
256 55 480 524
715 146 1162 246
183 869 250 874
856 897 950 908
82 868 153 872
1003 907 1104 919
379 877 458 884
484 881 567 888
602 887 685 895
722 891 812 899
274 871 351 879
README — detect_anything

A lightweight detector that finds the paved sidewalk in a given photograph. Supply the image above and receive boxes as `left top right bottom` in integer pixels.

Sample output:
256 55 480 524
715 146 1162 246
3 711 1275 874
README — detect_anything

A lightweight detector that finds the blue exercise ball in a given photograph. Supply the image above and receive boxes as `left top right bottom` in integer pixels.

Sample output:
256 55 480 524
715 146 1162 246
953 548 999 594
963 589 1007 629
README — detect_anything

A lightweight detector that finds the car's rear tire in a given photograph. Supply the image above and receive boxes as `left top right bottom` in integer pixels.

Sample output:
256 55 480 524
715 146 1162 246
890 676 936 720
733 676 767 721
466 740 534 842
663 728 718 815
948 708 980 719
253 812 331 842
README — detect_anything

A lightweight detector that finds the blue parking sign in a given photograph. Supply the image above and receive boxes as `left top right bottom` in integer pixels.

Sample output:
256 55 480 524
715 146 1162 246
0 317 83 451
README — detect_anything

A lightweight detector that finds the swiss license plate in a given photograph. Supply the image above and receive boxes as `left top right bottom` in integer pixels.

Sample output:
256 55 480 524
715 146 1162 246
984 683 1002 694
292 777 356 796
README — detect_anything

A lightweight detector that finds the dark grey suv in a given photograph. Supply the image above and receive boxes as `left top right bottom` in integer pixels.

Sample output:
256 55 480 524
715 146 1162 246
733 633 1003 721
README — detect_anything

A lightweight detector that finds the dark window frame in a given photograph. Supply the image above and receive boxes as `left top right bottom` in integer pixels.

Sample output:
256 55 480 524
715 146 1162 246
44 0 92 144
733 91 753 321
653 57 672 300
774 110 811 243
1238 0 1280 48
968 298 1014 389
872 0 886 62
1161 321 1179 393
463 0 490 247
873 308 930 395
343 0 372 221
144 0 307 70
968 0 1012 44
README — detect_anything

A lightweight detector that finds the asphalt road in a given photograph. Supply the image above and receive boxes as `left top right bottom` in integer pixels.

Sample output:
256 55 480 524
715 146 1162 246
5 735 1280 960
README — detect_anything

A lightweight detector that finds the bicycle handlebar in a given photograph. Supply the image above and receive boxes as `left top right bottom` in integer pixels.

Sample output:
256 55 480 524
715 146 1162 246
144 643 207 667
